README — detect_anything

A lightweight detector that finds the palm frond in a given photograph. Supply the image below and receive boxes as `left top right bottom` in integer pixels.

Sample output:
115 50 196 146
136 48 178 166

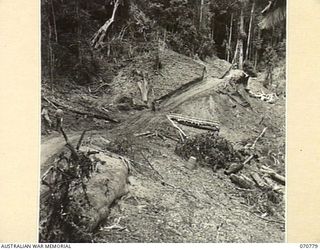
259 0 286 30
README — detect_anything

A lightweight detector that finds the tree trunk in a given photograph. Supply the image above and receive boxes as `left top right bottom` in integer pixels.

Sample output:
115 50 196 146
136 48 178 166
245 1 255 61
91 0 121 49
76 0 82 64
199 0 204 30
50 0 58 43
232 40 239 65
254 29 261 71
238 8 244 70
137 72 149 103
227 13 234 62
48 15 54 87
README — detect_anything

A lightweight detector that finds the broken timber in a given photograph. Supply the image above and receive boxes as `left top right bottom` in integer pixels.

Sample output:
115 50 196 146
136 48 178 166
42 96 119 123
167 113 220 132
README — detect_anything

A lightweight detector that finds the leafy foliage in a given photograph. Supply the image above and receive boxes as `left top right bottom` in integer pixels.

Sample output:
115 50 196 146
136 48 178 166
175 132 243 170
41 0 286 85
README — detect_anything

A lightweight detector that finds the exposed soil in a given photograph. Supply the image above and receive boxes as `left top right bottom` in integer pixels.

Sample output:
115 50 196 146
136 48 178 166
41 50 285 243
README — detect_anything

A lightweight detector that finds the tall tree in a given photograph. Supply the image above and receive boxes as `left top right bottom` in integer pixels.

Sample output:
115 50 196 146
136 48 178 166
238 2 245 70
245 1 255 61
226 13 233 62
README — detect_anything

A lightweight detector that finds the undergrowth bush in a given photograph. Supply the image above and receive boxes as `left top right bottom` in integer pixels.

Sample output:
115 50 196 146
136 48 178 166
175 132 243 170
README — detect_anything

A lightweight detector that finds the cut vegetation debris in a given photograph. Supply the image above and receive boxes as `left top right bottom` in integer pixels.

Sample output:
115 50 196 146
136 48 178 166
40 0 286 243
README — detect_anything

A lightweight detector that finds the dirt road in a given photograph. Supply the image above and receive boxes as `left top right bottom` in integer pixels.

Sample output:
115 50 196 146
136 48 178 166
40 68 285 243
161 77 222 110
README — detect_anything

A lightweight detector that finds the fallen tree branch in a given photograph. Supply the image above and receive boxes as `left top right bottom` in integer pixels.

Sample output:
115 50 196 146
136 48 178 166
230 174 254 189
140 151 163 179
243 154 254 165
160 132 179 142
42 96 58 109
167 115 187 142
260 165 285 185
60 127 79 161
76 130 87 150
225 155 254 175
250 172 266 188
251 127 268 149
263 176 284 194
269 172 285 185
90 83 111 94
252 212 285 225
44 96 119 123
134 131 153 137
101 217 126 231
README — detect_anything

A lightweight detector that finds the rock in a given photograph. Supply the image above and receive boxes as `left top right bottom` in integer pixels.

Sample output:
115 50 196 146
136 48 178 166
186 156 197 170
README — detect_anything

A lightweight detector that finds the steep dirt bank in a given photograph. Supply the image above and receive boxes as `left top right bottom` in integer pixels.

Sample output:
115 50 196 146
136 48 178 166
108 49 205 104
41 52 285 242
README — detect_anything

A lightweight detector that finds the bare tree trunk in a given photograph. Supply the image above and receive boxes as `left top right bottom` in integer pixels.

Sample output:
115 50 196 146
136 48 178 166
137 72 149 103
199 0 204 30
232 40 239 65
211 15 215 39
50 0 58 43
76 0 82 64
91 0 121 49
254 29 261 71
238 8 244 70
245 1 255 61
48 16 54 87
227 13 233 62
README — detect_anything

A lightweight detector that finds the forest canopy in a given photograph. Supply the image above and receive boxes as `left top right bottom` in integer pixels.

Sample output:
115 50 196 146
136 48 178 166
41 0 286 84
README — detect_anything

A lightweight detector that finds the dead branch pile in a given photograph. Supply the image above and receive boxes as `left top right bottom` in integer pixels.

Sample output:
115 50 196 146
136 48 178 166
39 130 129 242
39 132 98 242
175 132 243 170
235 185 285 225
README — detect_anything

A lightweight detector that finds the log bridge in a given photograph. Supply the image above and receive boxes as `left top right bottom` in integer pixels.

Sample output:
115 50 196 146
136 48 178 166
167 113 220 132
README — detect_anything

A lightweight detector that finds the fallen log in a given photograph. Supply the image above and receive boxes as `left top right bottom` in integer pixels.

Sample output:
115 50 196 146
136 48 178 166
167 113 220 132
269 172 285 185
260 165 285 185
250 172 266 188
225 163 243 175
263 177 284 194
230 174 254 189
43 96 119 123
224 155 254 175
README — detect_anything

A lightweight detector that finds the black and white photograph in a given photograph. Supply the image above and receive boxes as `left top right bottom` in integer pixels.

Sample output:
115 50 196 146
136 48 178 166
39 0 286 243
